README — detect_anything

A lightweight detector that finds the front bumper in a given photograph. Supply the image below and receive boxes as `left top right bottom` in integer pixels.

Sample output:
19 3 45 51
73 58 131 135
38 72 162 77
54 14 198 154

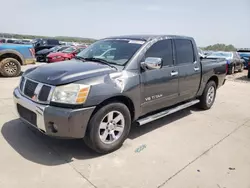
13 88 95 138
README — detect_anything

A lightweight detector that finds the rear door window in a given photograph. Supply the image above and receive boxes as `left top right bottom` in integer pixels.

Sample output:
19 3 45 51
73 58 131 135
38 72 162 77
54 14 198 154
174 39 195 64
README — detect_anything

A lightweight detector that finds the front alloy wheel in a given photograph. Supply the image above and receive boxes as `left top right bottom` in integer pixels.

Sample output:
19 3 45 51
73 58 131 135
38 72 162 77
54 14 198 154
84 102 131 154
99 111 125 144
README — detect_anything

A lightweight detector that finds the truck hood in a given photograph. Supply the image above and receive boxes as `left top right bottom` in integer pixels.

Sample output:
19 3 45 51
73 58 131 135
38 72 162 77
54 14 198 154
24 59 117 85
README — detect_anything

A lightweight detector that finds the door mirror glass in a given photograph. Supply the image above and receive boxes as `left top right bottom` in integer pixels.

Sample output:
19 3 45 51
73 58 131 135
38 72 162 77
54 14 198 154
141 57 163 70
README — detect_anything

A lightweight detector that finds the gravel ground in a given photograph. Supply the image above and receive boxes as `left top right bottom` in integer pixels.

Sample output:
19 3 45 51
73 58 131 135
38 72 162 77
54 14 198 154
0 64 250 188
226 70 250 83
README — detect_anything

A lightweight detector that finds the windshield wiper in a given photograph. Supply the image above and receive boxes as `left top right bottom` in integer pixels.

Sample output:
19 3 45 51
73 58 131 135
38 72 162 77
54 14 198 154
74 56 86 61
77 57 118 70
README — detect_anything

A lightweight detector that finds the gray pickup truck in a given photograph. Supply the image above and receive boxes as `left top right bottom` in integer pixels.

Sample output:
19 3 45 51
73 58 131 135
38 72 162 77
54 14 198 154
13 35 227 153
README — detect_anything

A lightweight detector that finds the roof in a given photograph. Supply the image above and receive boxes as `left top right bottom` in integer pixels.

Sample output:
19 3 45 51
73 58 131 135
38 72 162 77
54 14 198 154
237 48 250 52
104 35 193 41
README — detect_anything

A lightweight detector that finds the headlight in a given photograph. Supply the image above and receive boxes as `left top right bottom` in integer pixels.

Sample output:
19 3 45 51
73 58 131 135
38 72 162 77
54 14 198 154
51 84 90 104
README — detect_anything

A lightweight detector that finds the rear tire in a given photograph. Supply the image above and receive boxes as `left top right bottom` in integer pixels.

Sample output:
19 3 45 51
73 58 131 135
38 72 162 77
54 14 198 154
0 58 21 77
239 64 244 72
198 81 217 110
84 102 131 154
228 65 235 75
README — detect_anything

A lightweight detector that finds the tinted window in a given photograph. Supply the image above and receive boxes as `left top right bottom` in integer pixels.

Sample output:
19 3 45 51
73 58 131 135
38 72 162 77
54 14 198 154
62 47 76 53
58 46 70 51
175 39 195 64
145 39 173 66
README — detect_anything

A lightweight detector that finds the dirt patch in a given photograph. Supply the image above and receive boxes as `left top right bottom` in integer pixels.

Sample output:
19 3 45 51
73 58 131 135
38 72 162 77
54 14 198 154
226 70 250 83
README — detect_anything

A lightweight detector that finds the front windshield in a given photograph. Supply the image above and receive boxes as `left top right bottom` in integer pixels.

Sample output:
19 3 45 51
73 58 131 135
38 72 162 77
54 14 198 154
50 46 60 51
208 52 233 58
58 46 70 51
62 47 76 53
77 39 144 66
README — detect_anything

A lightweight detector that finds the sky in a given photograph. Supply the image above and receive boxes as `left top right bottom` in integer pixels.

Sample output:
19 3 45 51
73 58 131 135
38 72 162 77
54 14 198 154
1 0 250 47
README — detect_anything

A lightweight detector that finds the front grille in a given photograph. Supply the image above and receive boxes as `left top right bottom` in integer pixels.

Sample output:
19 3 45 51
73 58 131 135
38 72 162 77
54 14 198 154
17 104 37 126
38 85 51 101
24 79 38 98
20 77 54 104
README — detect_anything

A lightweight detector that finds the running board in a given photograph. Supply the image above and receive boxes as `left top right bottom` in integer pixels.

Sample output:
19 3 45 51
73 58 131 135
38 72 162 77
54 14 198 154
137 99 200 126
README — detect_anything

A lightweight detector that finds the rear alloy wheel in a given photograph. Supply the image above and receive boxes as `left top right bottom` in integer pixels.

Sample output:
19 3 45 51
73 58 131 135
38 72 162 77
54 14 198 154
231 66 235 74
199 81 217 110
84 102 131 154
206 86 215 105
239 64 244 72
227 65 235 75
0 58 21 77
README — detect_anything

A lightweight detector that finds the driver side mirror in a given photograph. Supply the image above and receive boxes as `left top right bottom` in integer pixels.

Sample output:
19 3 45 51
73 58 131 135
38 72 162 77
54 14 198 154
141 57 163 70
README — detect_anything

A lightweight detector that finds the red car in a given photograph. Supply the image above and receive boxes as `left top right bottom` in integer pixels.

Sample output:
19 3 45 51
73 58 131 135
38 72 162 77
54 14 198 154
46 46 86 63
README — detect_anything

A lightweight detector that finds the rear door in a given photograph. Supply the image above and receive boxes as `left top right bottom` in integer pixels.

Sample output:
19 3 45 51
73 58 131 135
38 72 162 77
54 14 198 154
141 39 179 114
174 39 201 101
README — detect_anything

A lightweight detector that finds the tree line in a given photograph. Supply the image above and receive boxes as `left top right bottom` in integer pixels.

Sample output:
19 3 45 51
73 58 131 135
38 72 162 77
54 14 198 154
201 44 237 52
0 33 238 51
0 33 97 43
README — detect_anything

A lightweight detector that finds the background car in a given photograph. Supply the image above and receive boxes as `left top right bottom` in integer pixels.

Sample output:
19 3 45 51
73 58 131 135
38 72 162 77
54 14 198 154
36 45 70 62
247 57 250 78
46 46 86 63
0 43 35 77
203 50 213 56
33 38 60 53
206 51 244 74
237 49 250 69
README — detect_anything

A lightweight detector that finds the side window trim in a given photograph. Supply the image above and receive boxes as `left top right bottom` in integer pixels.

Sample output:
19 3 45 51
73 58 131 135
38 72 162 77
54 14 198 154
167 39 174 67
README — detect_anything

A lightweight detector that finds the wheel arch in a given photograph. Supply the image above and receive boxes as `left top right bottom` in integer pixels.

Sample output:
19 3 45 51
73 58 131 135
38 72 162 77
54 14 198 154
0 50 24 65
207 75 219 88
90 95 135 122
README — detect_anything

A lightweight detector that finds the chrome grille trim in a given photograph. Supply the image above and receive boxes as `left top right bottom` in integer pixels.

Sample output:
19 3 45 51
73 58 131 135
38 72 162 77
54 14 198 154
19 77 55 104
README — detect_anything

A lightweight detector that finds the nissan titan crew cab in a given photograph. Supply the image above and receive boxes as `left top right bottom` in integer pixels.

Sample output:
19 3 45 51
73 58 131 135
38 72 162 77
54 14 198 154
13 35 227 153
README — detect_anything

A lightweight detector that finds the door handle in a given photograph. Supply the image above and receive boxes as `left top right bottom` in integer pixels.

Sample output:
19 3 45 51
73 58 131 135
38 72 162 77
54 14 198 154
194 67 200 71
171 71 178 76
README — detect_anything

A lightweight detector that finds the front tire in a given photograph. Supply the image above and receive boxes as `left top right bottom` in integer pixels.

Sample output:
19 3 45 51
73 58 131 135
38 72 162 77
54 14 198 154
199 81 217 110
0 58 21 77
84 102 131 154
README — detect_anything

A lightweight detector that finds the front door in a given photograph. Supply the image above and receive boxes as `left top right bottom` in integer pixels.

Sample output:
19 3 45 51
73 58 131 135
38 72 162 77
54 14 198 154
174 39 201 101
140 39 179 115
